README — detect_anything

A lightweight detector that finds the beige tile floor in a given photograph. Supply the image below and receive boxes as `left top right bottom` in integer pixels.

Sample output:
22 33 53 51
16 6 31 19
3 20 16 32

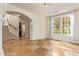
2 39 79 56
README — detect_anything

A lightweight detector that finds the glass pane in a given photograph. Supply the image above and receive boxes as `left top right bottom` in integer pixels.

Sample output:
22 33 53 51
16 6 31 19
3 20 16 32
53 17 61 34
62 16 71 34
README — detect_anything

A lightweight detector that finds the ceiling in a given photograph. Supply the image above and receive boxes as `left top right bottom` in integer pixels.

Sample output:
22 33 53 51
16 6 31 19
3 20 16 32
11 3 79 16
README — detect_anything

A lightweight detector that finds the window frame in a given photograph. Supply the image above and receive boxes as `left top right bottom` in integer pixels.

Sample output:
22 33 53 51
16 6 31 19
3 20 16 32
52 13 74 36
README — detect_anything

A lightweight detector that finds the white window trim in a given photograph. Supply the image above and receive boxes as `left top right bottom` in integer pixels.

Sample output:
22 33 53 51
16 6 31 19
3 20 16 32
51 12 74 36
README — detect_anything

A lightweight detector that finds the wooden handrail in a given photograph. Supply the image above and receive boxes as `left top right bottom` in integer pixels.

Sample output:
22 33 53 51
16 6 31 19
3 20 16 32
7 19 18 31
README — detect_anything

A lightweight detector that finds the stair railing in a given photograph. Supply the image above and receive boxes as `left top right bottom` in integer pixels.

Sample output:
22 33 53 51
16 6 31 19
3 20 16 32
7 19 19 31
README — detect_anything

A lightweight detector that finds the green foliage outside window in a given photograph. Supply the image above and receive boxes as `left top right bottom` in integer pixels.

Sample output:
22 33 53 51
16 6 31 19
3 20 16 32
53 15 71 35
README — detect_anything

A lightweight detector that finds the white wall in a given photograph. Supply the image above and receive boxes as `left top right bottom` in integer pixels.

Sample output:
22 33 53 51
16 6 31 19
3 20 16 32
75 8 79 43
0 3 7 56
6 4 47 40
45 17 51 38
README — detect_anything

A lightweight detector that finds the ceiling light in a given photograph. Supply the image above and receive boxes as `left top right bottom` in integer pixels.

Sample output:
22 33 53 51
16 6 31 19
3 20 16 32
43 3 48 7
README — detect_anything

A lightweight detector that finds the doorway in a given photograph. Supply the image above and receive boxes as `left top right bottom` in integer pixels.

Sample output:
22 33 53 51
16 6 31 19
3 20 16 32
2 11 32 41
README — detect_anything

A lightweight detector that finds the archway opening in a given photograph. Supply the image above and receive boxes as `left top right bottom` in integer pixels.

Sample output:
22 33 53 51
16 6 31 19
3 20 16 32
2 11 32 41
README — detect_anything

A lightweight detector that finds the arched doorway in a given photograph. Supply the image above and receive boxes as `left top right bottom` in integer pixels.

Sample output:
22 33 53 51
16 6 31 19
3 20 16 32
3 11 32 41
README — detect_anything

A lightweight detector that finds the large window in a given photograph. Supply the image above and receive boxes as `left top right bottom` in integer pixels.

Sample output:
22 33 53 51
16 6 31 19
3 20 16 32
52 13 74 36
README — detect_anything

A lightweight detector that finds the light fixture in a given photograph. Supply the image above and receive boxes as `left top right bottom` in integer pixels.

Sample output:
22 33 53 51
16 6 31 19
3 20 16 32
43 3 48 7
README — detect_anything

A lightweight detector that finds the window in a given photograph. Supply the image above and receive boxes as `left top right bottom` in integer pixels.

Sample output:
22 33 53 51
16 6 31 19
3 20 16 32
52 13 74 36
53 17 61 34
62 16 71 34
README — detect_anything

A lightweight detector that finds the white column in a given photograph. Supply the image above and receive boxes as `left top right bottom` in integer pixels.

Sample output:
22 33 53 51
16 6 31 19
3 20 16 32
0 3 8 56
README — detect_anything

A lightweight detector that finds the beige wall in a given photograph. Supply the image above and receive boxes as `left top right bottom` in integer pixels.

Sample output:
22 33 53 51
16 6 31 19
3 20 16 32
6 4 47 40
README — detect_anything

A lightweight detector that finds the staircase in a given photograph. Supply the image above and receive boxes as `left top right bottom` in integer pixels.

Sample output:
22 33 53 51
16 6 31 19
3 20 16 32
3 26 17 42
